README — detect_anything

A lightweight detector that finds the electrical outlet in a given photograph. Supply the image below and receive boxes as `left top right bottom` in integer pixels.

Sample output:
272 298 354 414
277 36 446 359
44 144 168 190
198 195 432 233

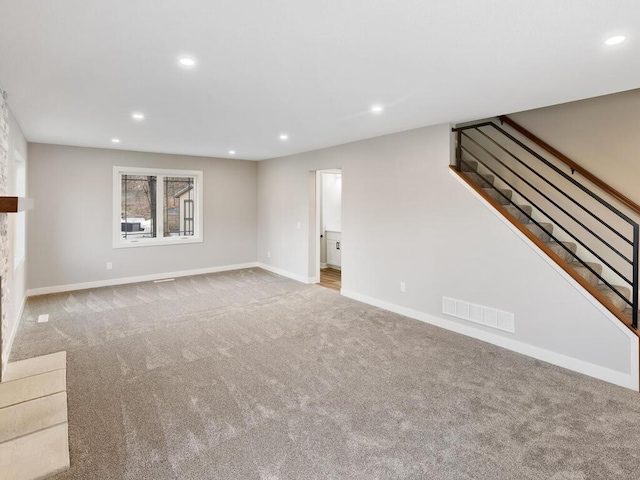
400 282 406 293
106 262 113 270
267 251 271 258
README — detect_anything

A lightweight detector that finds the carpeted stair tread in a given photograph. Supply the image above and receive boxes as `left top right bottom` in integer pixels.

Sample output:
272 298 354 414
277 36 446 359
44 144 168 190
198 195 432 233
464 172 494 188
545 241 577 263
597 284 631 311
460 160 478 172
524 222 554 243
504 205 533 224
570 262 603 287
482 188 512 205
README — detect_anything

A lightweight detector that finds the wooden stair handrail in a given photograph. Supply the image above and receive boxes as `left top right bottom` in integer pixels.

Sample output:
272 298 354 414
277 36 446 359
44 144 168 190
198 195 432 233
498 115 640 217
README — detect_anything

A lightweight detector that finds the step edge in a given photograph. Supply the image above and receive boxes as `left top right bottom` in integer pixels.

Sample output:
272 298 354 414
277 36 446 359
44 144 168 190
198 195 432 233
3 352 67 383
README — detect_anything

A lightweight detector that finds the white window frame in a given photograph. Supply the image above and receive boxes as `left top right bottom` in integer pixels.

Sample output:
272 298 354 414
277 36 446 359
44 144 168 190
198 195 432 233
113 166 204 249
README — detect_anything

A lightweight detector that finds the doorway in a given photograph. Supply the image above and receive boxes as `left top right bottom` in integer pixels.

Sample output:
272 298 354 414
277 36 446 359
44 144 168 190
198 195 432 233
315 169 342 291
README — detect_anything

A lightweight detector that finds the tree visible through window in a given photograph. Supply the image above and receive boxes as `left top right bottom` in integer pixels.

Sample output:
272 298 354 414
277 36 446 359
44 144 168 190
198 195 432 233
114 167 203 247
121 174 157 239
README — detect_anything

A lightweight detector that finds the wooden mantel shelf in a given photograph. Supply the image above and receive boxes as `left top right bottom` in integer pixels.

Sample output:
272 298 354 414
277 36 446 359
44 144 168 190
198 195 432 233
0 196 34 213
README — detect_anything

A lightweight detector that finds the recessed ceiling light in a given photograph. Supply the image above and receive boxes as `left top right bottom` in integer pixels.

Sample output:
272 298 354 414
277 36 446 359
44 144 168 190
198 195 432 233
279 134 289 141
132 112 145 120
111 138 121 143
371 105 384 114
178 56 196 67
605 35 626 46
229 150 236 155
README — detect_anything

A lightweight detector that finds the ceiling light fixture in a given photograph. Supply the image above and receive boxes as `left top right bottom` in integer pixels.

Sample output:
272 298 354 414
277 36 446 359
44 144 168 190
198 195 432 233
132 112 145 120
605 35 626 46
279 134 289 140
229 150 236 155
371 105 384 113
178 56 196 67
111 138 121 143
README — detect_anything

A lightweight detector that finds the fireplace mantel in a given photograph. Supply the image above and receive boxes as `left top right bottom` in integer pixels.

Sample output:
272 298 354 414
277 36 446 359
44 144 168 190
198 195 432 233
0 196 34 213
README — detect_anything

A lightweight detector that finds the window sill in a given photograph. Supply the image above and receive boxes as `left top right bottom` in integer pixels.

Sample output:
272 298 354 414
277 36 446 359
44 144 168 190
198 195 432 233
113 236 203 249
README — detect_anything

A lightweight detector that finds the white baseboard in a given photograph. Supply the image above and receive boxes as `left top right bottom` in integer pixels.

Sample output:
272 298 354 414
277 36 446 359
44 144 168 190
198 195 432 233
341 288 639 391
257 263 316 284
1 294 27 378
26 262 259 297
320 263 328 269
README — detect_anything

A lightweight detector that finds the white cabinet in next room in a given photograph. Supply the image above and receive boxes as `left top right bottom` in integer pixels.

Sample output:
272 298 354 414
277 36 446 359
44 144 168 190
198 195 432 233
326 230 341 268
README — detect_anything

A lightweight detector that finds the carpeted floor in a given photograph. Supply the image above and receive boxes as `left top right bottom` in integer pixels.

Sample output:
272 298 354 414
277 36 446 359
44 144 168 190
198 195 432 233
11 268 640 479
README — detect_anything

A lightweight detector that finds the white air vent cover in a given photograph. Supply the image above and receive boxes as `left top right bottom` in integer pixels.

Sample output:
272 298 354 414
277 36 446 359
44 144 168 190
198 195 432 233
443 296 514 333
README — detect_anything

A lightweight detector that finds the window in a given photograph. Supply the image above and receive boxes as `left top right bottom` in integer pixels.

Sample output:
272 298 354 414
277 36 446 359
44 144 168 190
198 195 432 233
113 166 203 248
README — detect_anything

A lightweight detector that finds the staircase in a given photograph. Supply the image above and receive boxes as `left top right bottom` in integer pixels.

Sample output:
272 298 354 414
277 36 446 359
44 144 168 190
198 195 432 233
451 117 640 333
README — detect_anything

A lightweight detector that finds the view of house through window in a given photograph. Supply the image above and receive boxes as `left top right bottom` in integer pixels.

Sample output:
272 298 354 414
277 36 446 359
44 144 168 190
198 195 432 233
164 176 195 237
115 167 203 247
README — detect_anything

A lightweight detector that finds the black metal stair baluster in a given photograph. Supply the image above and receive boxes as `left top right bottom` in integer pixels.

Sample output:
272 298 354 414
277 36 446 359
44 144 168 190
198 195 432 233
456 129 462 171
634 225 639 329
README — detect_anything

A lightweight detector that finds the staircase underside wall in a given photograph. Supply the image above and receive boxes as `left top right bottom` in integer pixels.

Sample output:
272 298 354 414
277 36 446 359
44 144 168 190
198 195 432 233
450 169 638 390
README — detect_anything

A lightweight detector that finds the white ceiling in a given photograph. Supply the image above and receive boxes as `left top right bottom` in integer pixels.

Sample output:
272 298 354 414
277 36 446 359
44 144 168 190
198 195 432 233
1 1 639 160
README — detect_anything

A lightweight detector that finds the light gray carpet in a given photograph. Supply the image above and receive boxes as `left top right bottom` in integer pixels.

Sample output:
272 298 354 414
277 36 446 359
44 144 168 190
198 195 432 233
11 268 640 479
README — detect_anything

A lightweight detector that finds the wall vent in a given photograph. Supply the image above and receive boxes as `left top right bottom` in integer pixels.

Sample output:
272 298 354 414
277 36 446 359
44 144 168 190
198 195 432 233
442 297 515 333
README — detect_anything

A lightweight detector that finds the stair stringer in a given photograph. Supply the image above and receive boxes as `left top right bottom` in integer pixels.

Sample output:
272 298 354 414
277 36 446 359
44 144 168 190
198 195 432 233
450 167 639 391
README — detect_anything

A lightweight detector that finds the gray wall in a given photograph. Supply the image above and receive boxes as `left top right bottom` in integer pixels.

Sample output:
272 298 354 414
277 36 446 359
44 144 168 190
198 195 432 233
257 124 635 380
27 144 257 289
510 88 640 204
